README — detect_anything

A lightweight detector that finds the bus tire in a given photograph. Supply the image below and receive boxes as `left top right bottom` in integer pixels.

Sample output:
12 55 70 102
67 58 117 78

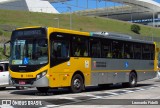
36 87 49 92
70 74 84 93
129 72 137 87
123 72 137 88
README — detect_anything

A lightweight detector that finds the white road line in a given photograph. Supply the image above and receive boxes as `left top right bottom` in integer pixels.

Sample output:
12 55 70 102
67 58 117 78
138 88 145 91
104 92 120 96
45 105 60 107
0 105 14 108
39 105 59 108
150 96 160 99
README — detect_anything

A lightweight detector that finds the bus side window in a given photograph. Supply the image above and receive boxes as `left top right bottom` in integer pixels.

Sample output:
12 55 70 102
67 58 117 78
75 48 80 56
51 40 69 59
83 50 88 57
112 40 123 59
101 39 112 58
90 38 101 58
124 43 133 59
142 44 151 60
133 43 142 59
72 36 88 57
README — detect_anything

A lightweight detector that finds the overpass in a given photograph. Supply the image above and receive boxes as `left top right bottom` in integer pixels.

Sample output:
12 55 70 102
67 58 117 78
74 0 160 26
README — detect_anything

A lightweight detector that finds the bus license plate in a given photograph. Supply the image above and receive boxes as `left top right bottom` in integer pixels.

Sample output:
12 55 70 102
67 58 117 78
19 81 26 85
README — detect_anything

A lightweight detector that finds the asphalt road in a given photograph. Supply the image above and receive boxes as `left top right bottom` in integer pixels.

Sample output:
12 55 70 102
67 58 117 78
0 77 160 108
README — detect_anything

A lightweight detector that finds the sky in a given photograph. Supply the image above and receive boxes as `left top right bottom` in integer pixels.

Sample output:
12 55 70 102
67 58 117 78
52 0 160 13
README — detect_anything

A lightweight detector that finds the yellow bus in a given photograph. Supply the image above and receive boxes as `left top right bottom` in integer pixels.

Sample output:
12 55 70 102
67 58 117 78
4 27 158 93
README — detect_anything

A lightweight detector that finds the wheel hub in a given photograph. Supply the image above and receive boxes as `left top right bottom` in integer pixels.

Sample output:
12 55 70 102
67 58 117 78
73 79 81 89
131 76 136 85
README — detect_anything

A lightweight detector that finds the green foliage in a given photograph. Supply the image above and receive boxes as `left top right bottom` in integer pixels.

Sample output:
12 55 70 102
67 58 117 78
0 47 4 60
131 24 141 34
0 46 8 60
0 9 160 38
0 29 3 35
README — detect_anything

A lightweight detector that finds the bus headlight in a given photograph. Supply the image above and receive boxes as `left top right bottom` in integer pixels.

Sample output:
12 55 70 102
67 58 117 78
36 70 47 80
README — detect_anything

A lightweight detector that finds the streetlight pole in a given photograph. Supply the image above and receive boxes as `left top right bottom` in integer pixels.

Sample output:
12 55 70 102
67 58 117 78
54 18 59 28
152 10 155 27
152 5 155 41
152 3 155 28
68 6 72 30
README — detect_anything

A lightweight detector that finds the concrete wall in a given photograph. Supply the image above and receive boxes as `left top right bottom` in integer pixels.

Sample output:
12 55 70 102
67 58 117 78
26 0 59 13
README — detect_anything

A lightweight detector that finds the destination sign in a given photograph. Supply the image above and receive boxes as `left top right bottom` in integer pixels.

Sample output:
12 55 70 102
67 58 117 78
13 28 46 37
15 30 42 36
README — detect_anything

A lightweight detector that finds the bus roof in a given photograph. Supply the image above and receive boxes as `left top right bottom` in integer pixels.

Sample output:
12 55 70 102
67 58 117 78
13 27 154 44
47 27 90 36
14 26 90 36
15 26 42 30
91 32 154 44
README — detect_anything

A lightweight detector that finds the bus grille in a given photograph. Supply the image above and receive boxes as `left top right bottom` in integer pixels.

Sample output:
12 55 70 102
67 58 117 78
11 78 36 85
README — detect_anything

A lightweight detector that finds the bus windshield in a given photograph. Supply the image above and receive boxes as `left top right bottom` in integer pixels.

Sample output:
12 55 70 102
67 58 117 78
10 28 48 65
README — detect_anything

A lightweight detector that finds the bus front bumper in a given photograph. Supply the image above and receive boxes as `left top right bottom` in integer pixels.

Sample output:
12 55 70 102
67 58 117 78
9 76 49 87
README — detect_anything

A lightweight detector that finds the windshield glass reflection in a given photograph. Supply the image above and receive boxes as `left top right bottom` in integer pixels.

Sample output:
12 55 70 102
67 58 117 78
11 38 48 65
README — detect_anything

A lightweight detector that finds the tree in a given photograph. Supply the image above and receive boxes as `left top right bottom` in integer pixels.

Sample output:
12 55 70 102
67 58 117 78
131 24 141 34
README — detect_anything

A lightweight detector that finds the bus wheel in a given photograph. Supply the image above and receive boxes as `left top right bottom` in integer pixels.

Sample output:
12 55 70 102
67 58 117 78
123 72 137 88
70 74 84 93
129 72 137 87
36 87 49 92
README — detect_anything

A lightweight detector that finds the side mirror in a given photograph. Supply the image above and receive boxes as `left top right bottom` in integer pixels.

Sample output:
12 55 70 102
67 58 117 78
4 41 10 57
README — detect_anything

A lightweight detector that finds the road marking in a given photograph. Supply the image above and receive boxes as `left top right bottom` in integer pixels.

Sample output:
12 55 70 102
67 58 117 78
41 84 160 108
0 105 14 108
1 84 160 108
151 96 160 99
43 105 59 108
